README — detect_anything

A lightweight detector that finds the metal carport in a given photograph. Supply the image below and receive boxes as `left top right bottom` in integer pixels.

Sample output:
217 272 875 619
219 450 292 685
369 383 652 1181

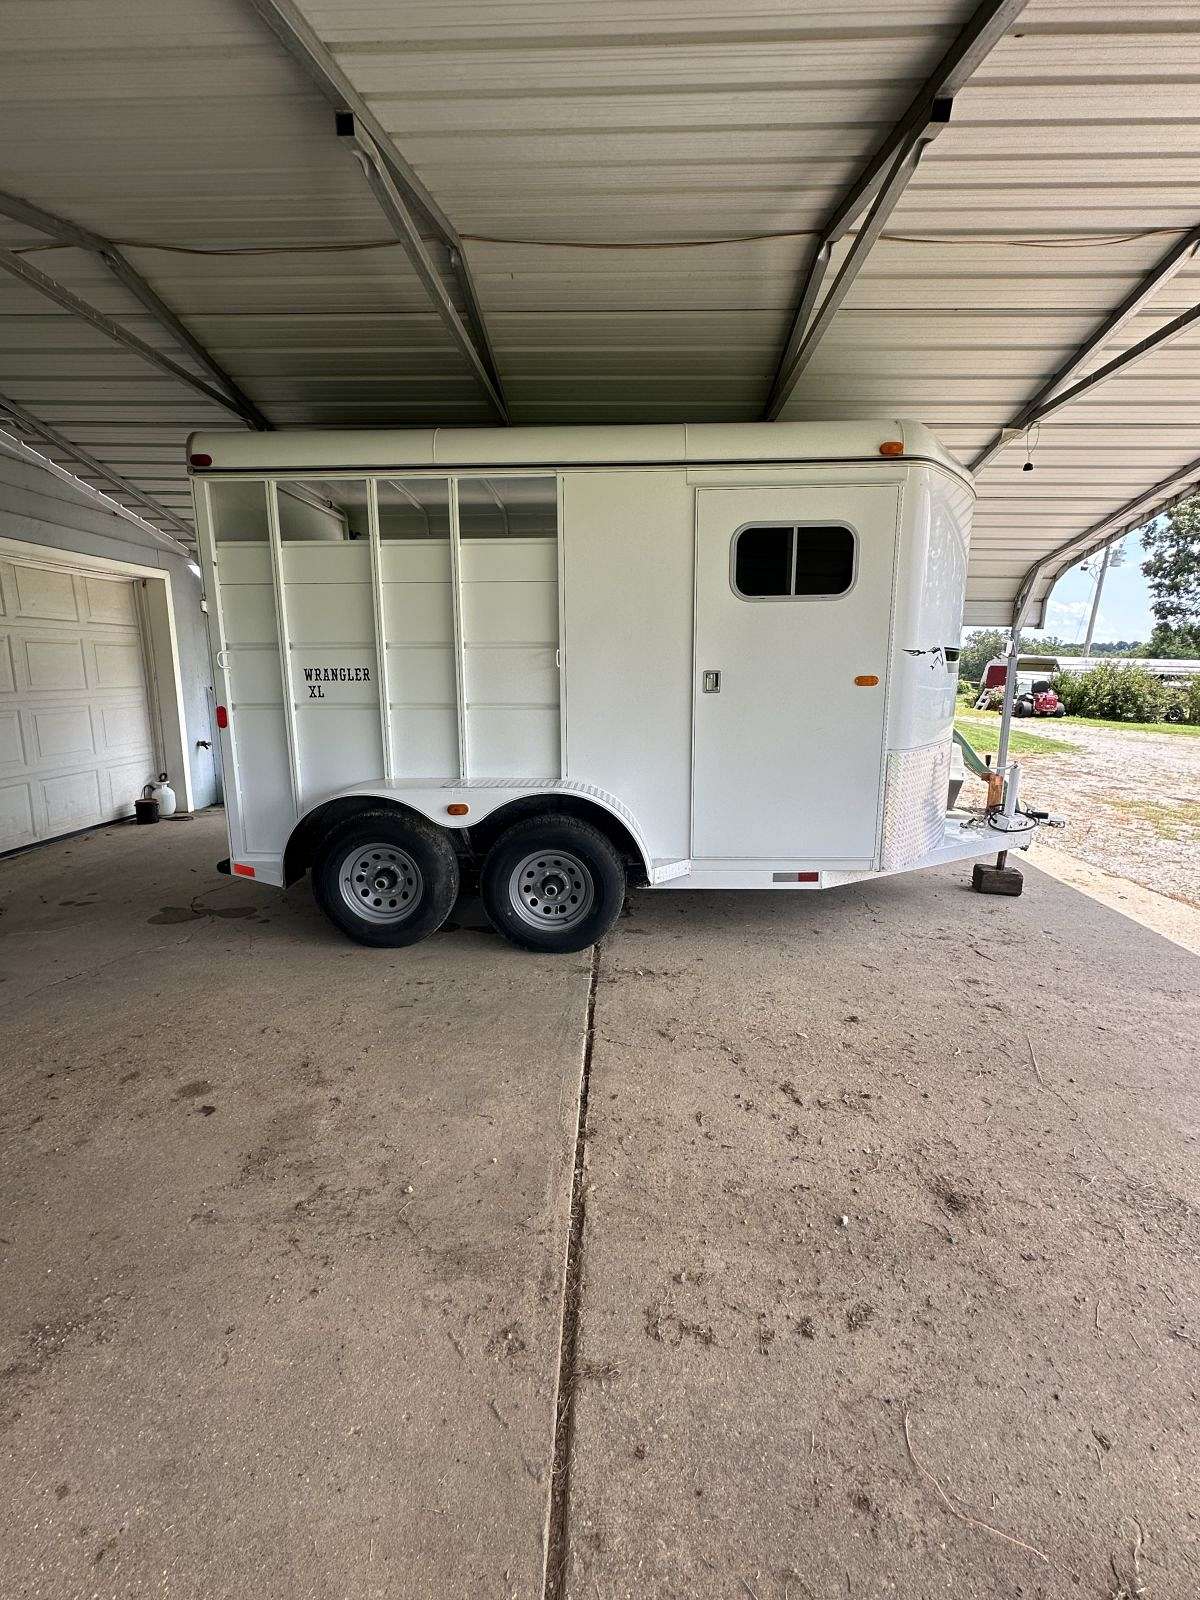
2 12 1200 1595
1 0 1198 629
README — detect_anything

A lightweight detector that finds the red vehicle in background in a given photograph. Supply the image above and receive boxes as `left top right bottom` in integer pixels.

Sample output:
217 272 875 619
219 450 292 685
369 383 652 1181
1016 678 1066 718
975 657 1067 717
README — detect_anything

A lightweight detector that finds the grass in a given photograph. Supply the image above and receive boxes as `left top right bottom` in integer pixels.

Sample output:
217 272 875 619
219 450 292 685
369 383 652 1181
1055 713 1200 737
957 696 1200 739
954 717 1073 759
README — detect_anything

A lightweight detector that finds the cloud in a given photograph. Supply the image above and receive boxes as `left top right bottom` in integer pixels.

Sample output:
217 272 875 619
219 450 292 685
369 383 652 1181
1046 599 1089 622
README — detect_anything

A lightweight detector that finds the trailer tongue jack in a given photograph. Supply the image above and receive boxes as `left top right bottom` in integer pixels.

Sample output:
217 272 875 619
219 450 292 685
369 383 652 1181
972 635 1029 896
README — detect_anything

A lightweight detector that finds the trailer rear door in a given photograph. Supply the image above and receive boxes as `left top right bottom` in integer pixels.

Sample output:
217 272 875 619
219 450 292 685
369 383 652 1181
691 484 897 865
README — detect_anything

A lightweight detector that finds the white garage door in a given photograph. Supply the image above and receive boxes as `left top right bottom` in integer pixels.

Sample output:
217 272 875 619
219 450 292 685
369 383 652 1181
0 553 158 851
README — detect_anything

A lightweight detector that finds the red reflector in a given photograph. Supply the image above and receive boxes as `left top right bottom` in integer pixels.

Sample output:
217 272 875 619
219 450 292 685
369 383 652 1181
796 872 819 882
189 452 213 467
215 704 228 728
232 862 255 878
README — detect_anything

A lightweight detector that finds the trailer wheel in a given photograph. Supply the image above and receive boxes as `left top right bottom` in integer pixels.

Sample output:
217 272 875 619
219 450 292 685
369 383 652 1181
312 810 459 947
480 814 626 954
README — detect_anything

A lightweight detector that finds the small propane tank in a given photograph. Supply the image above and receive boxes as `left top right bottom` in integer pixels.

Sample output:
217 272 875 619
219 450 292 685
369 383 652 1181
135 782 160 825
154 772 178 817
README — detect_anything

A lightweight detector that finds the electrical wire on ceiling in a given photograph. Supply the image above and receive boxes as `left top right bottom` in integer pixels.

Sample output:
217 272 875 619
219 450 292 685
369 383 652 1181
4 224 1194 257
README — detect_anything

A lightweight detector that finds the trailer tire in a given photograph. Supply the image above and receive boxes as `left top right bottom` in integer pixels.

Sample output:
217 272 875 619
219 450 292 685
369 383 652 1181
480 814 626 954
312 809 459 947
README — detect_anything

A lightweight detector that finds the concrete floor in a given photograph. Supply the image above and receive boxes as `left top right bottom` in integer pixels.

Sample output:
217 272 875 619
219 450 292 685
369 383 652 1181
1 813 1197 1599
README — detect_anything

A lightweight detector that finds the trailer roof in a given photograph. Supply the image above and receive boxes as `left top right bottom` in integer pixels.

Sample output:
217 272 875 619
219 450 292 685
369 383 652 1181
185 419 970 481
1 1 1198 627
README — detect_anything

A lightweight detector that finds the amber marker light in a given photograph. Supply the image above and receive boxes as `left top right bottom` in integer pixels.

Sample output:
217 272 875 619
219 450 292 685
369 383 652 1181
854 675 880 686
879 440 904 456
447 803 470 816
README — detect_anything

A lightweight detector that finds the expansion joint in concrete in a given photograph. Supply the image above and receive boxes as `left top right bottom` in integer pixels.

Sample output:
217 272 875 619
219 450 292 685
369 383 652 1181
543 940 601 1599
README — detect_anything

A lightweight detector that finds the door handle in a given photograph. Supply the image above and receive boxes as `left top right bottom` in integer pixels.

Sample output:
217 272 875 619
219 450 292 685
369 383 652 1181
702 669 721 694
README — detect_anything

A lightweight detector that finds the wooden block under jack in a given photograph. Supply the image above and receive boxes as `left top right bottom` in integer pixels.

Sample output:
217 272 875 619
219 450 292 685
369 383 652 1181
972 861 1024 896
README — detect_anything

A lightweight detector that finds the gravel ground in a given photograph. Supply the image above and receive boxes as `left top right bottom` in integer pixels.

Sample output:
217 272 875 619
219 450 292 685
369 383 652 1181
959 717 1200 907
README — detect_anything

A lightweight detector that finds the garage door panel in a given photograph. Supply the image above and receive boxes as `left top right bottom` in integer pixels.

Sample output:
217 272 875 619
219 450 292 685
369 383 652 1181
42 768 102 833
99 699 153 755
24 636 87 692
0 708 24 768
12 564 79 621
0 557 158 850
82 576 139 625
29 704 96 762
0 781 35 849
91 639 146 691
105 758 154 814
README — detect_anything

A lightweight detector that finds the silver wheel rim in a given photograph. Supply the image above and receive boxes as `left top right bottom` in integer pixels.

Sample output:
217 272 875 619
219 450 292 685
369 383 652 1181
508 848 594 931
339 842 423 925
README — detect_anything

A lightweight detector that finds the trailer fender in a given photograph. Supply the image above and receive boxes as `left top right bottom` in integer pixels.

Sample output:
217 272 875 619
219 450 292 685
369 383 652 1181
282 785 654 888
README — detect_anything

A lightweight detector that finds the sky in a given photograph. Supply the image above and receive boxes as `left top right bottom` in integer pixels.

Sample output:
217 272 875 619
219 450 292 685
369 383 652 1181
1025 529 1155 647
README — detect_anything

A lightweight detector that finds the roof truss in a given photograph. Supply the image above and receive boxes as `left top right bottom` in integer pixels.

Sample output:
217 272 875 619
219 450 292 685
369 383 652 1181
766 105 951 419
337 115 510 422
0 246 262 425
765 0 1030 420
0 188 268 430
972 224 1200 473
0 390 195 543
1014 453 1200 627
242 0 509 423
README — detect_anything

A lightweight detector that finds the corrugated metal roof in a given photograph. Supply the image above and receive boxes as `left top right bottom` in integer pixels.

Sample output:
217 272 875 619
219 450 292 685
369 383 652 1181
0 0 1196 624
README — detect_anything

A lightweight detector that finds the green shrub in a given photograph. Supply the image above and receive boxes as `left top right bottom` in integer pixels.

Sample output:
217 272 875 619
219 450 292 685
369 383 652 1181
1186 677 1200 726
1050 663 1166 722
1050 672 1089 714
1160 686 1188 723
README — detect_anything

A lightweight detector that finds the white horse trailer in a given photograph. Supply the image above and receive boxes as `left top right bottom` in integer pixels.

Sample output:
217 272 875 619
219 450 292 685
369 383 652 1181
189 421 1035 953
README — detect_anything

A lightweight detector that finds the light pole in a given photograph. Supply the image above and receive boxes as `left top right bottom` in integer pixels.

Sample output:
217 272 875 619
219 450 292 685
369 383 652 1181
1081 538 1123 659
